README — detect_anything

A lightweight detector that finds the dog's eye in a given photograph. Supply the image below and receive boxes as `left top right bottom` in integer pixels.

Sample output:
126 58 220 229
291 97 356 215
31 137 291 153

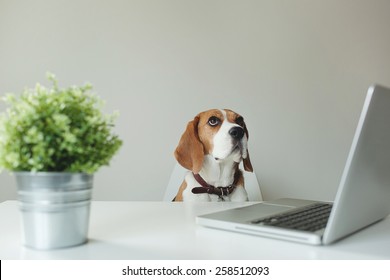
208 116 221 127
236 116 244 127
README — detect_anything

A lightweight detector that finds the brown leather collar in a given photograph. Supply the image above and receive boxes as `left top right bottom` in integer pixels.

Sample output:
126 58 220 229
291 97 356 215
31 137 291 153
191 173 237 197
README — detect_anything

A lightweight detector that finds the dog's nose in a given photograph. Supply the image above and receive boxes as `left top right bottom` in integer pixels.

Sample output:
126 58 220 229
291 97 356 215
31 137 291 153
229 127 244 140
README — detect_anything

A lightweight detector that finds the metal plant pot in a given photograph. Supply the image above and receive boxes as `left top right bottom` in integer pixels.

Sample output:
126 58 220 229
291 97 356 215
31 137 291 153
15 172 93 250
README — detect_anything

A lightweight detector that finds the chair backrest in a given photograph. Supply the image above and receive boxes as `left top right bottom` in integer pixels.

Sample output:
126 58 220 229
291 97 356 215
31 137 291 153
164 163 263 201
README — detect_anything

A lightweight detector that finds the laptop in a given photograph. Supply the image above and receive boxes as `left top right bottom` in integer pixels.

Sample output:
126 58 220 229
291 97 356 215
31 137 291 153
197 85 390 245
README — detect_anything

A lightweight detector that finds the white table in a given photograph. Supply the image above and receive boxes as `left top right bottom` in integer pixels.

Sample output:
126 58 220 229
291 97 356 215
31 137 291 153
1 200 390 259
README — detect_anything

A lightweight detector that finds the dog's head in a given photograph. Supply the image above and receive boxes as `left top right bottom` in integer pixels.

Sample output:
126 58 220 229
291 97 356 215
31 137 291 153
174 109 253 174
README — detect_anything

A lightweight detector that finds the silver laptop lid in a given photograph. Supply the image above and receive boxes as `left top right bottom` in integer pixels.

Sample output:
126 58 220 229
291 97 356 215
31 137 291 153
323 85 390 244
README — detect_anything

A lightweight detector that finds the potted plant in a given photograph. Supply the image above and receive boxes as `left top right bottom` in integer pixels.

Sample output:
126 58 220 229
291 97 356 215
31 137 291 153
0 73 122 250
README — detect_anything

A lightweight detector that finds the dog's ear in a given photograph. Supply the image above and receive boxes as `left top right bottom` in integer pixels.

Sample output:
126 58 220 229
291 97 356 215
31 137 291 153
174 116 204 174
242 120 253 172
243 151 253 172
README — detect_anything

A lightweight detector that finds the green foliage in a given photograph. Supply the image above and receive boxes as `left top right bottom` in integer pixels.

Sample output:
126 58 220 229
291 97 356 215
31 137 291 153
0 73 123 173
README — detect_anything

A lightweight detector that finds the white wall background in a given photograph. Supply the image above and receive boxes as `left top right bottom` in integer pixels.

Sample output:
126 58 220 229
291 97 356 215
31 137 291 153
1 0 390 202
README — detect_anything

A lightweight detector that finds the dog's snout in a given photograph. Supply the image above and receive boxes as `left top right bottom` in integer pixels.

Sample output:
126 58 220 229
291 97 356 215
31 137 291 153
229 127 244 140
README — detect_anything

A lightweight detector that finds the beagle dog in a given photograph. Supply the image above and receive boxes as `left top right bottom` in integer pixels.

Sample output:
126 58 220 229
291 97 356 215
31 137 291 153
173 109 253 202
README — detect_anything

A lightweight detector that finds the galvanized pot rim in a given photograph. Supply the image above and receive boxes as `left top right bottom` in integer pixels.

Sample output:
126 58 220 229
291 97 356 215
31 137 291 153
15 171 93 192
13 171 93 176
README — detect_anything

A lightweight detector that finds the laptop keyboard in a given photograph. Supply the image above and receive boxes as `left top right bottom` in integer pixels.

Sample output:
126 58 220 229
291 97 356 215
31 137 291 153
250 202 333 232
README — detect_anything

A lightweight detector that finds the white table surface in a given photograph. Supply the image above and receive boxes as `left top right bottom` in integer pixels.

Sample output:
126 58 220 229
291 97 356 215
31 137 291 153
1 200 390 260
